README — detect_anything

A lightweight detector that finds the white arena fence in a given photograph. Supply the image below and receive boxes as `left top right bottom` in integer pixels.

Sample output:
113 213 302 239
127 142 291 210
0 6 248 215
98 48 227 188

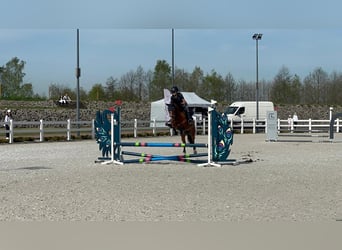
0 117 341 144
0 119 96 144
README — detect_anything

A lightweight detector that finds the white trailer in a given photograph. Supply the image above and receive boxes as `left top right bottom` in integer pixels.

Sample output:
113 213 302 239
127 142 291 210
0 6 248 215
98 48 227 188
225 101 274 121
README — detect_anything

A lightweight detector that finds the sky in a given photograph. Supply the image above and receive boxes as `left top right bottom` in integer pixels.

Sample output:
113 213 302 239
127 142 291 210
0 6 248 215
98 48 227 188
1 0 342 96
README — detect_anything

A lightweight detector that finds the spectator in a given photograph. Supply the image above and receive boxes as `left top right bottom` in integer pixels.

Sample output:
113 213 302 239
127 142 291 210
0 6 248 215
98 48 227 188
58 96 65 105
293 112 298 131
63 93 71 104
4 109 12 140
287 115 292 131
293 112 298 125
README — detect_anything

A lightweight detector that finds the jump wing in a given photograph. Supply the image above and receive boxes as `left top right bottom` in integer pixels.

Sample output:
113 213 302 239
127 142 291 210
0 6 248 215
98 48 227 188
94 110 112 157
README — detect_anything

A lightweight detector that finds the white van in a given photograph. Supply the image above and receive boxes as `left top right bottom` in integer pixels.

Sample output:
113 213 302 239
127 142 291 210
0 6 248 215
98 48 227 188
225 101 274 121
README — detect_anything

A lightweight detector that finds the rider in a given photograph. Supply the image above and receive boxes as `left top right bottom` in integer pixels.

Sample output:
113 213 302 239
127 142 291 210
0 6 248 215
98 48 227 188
166 86 193 127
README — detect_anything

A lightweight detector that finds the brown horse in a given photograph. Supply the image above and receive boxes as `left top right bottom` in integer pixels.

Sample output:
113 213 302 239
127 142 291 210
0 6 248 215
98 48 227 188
169 103 197 154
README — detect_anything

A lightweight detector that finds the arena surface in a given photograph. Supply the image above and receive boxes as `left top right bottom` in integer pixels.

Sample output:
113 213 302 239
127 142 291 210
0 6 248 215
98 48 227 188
0 134 341 221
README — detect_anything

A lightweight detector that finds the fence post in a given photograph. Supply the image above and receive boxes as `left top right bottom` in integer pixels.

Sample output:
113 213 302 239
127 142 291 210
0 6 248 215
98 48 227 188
264 118 267 134
152 118 156 136
9 119 14 144
134 119 137 138
67 119 71 141
241 118 244 134
193 117 197 134
91 119 95 139
277 118 280 132
337 118 340 133
309 118 312 133
252 118 256 134
202 118 206 135
39 119 44 142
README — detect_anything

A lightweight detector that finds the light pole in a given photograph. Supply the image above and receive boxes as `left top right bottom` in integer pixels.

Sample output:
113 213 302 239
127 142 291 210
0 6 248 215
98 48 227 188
0 67 2 99
171 28 175 86
252 33 262 121
76 29 81 136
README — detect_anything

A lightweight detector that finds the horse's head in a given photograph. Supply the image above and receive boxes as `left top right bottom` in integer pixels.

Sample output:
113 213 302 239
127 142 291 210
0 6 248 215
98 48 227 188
170 104 187 129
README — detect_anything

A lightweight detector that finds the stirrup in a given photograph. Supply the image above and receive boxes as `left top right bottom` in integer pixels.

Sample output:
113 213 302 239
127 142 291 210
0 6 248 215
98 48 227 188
165 121 172 128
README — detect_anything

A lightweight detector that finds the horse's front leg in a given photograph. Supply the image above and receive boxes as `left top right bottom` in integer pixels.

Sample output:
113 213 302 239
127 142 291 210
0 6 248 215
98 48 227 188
181 133 186 154
188 134 197 155
193 146 197 155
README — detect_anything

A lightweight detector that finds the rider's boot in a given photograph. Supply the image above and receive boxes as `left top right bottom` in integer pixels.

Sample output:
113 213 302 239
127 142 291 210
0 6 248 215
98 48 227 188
165 119 172 128
165 111 173 128
185 110 193 124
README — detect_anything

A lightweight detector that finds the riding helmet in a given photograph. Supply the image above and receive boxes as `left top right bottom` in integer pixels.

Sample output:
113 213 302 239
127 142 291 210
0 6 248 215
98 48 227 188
170 86 179 93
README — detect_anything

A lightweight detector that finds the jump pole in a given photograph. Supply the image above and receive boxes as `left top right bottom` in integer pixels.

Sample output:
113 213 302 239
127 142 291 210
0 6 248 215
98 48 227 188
115 142 208 147
123 158 208 164
121 151 208 163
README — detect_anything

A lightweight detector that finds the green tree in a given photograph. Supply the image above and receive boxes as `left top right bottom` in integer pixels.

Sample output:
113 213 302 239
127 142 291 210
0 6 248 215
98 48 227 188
303 67 328 105
134 65 149 101
270 66 294 104
189 66 204 93
149 60 171 101
290 74 302 104
236 80 255 101
223 72 236 104
201 70 225 102
88 84 105 100
78 87 88 101
328 71 342 105
119 70 139 101
104 76 117 100
258 79 272 101
48 83 83 101
21 83 34 99
48 83 61 100
49 83 70 100
0 57 26 99
174 68 190 92
0 66 3 98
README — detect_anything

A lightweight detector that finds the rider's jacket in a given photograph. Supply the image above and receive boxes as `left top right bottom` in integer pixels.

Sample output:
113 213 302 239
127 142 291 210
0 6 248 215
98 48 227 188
171 92 186 108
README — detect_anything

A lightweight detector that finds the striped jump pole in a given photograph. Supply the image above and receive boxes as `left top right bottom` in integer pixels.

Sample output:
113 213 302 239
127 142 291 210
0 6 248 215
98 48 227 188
115 142 208 148
122 151 208 159
121 151 208 162
122 157 208 164
97 153 209 164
